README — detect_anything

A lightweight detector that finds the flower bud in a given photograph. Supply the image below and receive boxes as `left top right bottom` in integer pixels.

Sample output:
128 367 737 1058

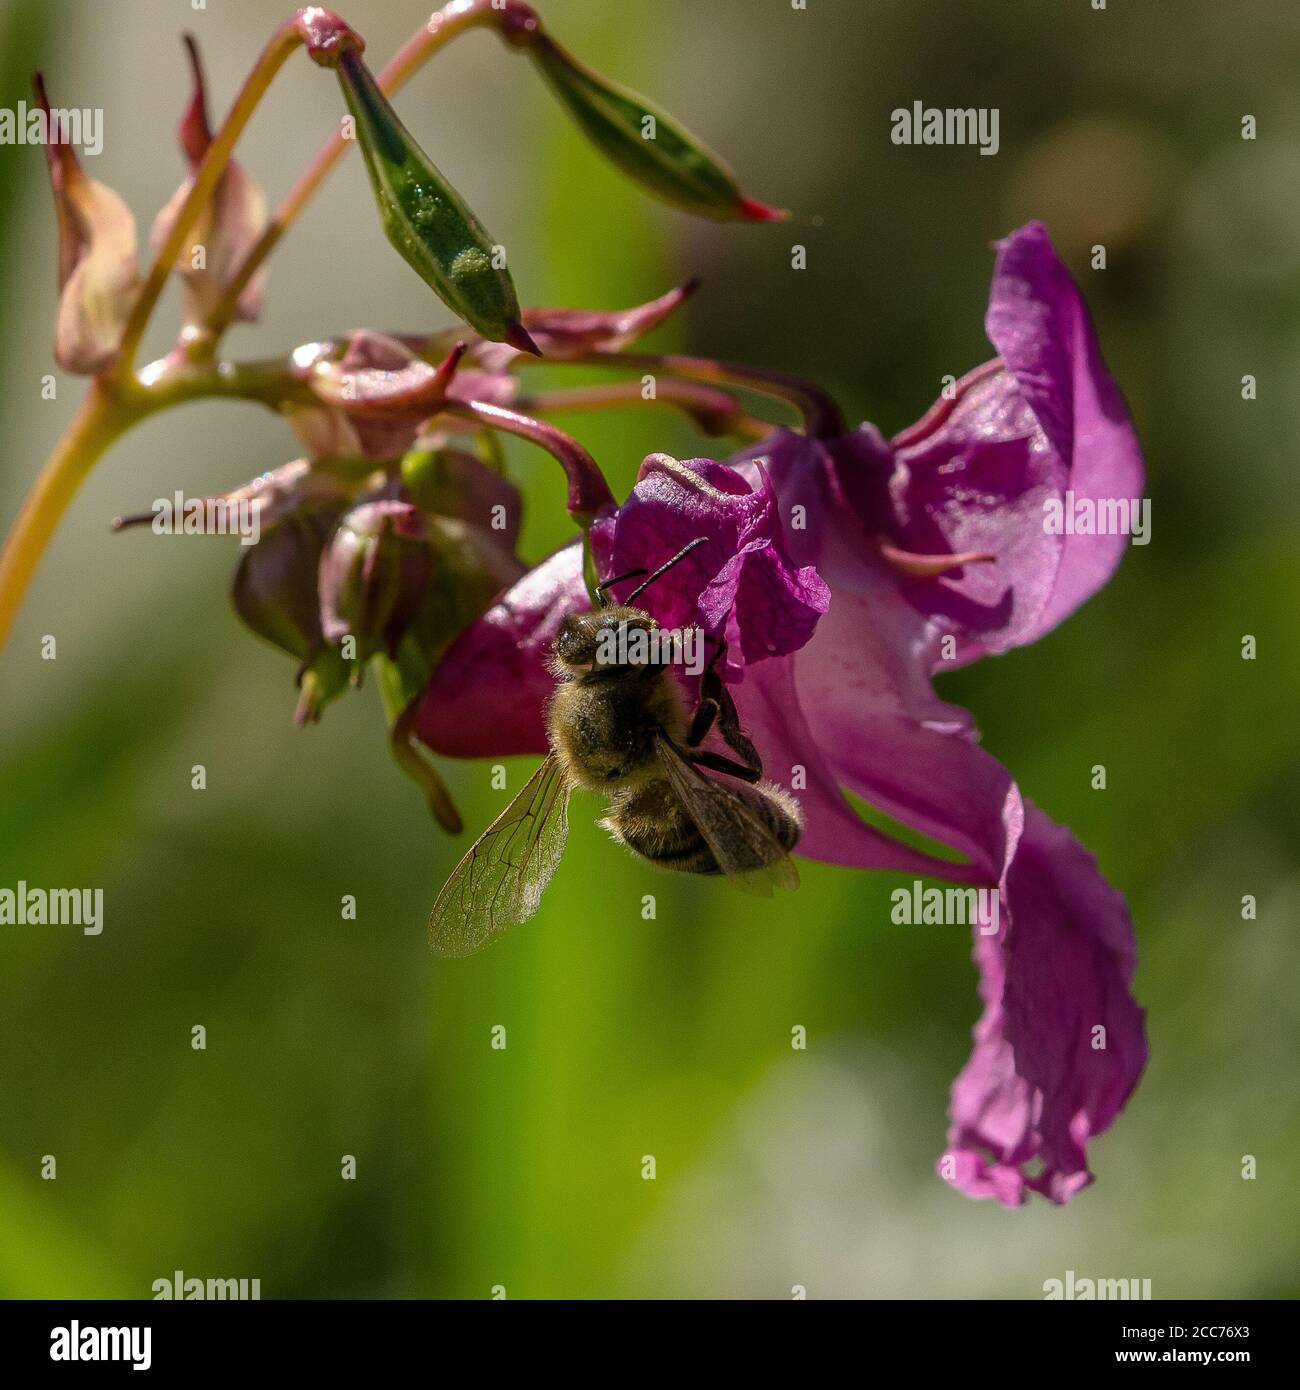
519 32 785 222
232 507 332 658
230 505 349 725
407 514 526 664
399 446 520 548
318 501 436 665
34 73 141 374
330 48 536 350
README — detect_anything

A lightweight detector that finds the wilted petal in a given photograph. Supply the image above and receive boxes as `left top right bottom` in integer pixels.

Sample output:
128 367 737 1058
170 457 350 533
287 402 365 463
471 281 696 372
36 76 140 374
302 332 487 461
148 37 268 329
940 802 1147 1205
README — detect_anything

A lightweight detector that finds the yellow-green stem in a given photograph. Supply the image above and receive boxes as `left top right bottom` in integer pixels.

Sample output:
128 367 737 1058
0 385 133 652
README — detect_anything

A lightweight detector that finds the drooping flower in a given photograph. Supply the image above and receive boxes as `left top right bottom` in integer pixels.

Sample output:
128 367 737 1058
415 223 1147 1205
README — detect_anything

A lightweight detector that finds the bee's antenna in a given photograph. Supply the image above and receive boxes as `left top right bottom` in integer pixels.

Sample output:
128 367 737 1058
594 566 646 608
625 537 708 605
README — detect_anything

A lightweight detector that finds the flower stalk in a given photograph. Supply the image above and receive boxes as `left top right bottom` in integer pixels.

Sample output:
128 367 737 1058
443 399 614 524
556 350 848 438
0 385 132 648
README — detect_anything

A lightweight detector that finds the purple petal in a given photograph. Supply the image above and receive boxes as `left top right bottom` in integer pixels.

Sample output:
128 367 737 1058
734 657 1013 879
416 540 585 758
607 454 829 670
939 802 1147 1205
889 222 1144 659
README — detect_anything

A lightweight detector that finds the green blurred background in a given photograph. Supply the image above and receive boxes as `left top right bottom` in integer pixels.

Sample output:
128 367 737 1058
1 0 1297 1298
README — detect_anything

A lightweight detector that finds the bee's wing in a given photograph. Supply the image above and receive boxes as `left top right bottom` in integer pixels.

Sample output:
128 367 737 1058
428 754 571 957
654 737 799 897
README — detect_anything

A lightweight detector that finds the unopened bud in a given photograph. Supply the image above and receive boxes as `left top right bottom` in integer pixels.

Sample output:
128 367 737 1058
232 507 334 660
230 505 350 724
318 501 435 664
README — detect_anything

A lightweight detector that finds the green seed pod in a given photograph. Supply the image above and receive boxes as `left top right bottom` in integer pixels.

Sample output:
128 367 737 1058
336 49 535 349
524 33 785 223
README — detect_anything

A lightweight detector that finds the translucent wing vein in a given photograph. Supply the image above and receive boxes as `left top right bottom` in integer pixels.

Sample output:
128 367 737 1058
428 755 571 957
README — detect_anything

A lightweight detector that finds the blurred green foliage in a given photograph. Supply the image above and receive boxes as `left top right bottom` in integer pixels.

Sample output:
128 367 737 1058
0 0 1297 1298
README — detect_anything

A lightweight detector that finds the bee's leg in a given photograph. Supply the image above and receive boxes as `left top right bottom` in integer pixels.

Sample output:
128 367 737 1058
693 636 764 774
686 747 762 784
687 692 721 746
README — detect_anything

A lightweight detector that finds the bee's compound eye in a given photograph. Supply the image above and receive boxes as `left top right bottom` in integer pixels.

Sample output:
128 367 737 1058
554 615 599 666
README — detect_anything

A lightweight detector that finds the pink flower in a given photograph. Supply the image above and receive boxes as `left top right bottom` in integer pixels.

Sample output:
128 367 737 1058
416 223 1148 1203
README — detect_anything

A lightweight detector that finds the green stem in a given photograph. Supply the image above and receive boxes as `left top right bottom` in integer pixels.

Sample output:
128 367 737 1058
375 654 463 833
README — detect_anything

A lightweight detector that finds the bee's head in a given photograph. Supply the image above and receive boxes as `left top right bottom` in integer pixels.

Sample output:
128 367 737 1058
551 606 659 676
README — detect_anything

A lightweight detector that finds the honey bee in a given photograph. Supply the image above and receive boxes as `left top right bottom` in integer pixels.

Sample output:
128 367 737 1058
428 538 802 957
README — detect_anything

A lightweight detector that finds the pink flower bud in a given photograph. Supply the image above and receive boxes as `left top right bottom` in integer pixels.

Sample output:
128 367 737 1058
318 500 436 665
